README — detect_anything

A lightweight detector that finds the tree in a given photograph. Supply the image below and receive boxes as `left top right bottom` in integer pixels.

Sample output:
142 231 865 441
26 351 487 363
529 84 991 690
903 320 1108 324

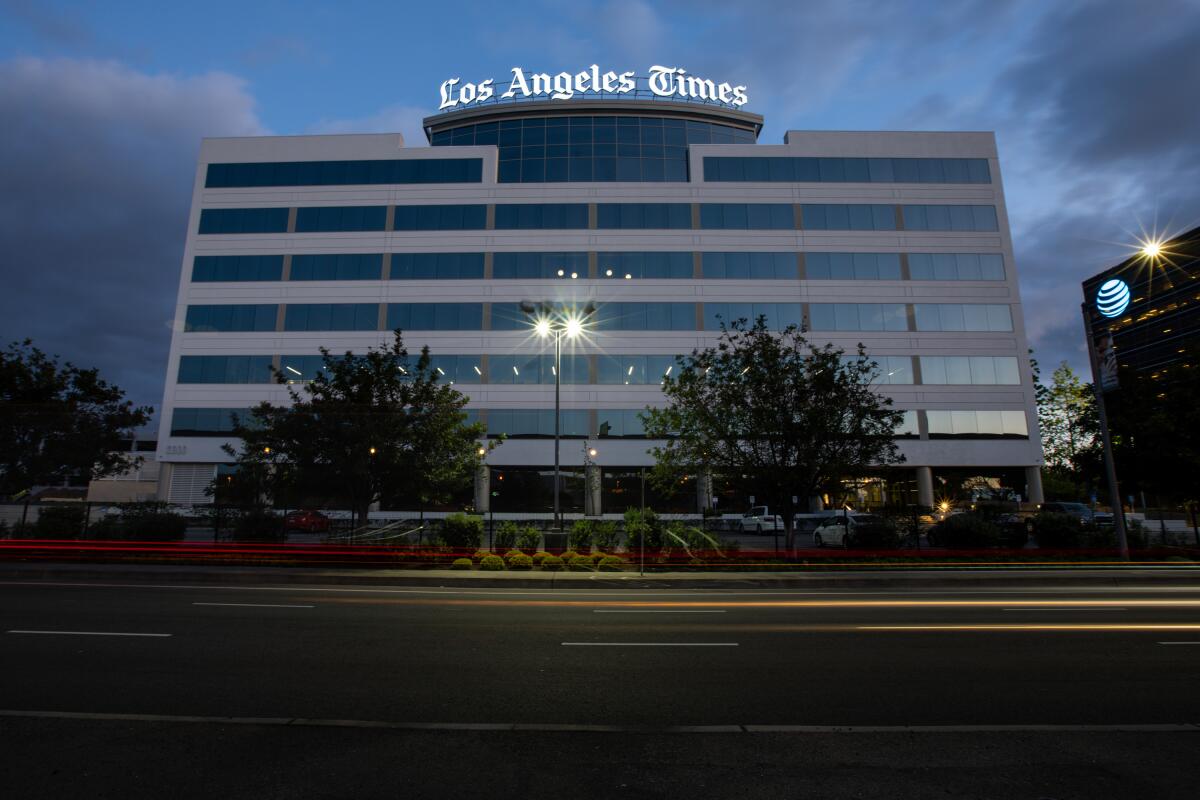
0 340 151 496
643 318 906 552
224 332 493 526
1032 356 1101 500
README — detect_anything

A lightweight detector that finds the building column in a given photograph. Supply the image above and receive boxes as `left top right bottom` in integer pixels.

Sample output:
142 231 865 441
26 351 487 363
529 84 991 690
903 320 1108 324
808 495 824 512
1025 466 1045 505
584 464 602 516
697 473 713 513
916 466 935 509
474 465 490 514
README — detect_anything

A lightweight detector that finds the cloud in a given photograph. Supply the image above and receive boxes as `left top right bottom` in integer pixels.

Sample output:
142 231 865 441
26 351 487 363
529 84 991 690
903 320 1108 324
0 58 267 417
307 104 430 148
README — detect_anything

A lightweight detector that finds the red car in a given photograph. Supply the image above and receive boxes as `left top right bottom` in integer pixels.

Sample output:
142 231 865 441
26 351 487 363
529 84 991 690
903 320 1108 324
284 510 330 533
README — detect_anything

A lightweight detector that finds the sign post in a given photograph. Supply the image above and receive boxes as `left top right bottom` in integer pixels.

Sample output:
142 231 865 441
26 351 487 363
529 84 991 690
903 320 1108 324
1081 301 1129 559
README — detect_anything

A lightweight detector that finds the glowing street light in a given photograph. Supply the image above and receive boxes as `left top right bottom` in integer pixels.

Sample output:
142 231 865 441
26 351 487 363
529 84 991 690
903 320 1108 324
519 299 598 532
1140 239 1163 259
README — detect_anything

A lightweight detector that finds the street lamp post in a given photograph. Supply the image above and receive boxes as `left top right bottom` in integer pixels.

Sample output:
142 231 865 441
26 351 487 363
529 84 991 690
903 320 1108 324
520 300 596 533
1081 302 1130 560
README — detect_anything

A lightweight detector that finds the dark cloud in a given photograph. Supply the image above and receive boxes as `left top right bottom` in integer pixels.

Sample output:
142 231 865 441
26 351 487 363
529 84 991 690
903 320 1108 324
0 58 266 419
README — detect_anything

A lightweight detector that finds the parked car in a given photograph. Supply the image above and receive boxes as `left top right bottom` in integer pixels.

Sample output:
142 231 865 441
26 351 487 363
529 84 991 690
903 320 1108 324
738 506 784 533
1039 502 1095 523
812 513 887 548
283 510 330 533
793 513 836 536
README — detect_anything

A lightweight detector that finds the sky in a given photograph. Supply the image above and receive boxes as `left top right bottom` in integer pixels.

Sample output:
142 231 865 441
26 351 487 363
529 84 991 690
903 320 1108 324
2 0 1198 420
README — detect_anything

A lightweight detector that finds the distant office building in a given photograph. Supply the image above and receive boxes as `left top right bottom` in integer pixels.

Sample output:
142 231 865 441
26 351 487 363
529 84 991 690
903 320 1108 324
156 67 1044 512
1082 225 1200 383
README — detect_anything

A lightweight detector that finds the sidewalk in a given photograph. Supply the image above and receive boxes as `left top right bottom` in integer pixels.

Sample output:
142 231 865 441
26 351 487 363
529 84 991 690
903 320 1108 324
2 560 1198 590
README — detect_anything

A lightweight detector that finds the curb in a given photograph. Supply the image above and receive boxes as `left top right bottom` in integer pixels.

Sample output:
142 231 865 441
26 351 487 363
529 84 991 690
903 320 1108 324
2 562 1199 590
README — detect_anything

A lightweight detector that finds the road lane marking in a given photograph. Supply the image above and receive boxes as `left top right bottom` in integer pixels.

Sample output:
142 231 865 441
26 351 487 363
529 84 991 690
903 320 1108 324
858 624 1200 632
1158 641 1200 645
561 642 738 646
0 710 1195 733
192 602 314 609
592 610 727 614
1002 607 1127 612
6 630 171 638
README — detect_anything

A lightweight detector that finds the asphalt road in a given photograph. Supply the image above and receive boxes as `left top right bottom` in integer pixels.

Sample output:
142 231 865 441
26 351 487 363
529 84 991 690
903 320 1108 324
2 575 1199 798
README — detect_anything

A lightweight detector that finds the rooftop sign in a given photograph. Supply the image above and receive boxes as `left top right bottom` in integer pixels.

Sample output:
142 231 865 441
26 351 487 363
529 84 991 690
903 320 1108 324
1096 278 1131 318
438 65 749 112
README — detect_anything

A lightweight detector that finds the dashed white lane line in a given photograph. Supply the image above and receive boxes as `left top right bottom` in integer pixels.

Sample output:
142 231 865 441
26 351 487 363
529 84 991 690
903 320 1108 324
193 602 314 609
6 630 171 638
592 610 727 614
562 642 738 647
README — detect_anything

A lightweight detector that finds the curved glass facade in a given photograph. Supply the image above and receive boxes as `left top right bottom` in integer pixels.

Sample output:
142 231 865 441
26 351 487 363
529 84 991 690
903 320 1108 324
430 115 755 182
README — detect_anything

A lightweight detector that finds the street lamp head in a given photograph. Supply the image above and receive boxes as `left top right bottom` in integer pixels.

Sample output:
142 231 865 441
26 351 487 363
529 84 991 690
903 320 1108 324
263 447 271 455
588 448 598 458
1140 239 1163 258
368 447 377 456
477 446 486 457
534 318 552 338
565 316 583 338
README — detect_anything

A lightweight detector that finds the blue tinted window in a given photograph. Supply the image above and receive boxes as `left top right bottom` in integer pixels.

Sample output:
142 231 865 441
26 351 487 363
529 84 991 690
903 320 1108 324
386 303 483 330
192 255 283 282
278 355 330 382
170 408 253 436
177 355 274 384
597 355 677 384
596 409 647 437
593 302 695 330
197 208 288 234
294 206 387 233
393 205 487 230
427 354 483 384
801 205 895 230
913 304 1012 332
283 304 378 331
205 159 482 187
699 204 794 229
493 252 588 279
902 205 999 232
702 252 797 279
486 409 590 437
808 303 909 331
598 252 693 279
389 253 484 280
704 157 990 184
488 354 589 385
908 253 1006 281
493 204 589 229
703 303 803 330
290 254 383 280
805 253 902 280
596 203 691 229
184 304 278 332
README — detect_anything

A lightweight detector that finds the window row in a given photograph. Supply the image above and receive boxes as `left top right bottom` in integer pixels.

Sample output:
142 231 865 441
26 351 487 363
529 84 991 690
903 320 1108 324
183 302 1016 332
197 204 1002 234
178 353 1022 386
205 158 483 188
190 251 1007 283
704 157 991 184
169 406 1026 439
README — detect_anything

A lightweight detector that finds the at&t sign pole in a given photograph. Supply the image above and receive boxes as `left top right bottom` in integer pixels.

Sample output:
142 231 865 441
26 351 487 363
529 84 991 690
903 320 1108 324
1081 277 1130 560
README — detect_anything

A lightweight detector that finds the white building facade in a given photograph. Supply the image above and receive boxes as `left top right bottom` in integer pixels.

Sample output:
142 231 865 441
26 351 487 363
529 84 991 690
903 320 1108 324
157 94 1043 513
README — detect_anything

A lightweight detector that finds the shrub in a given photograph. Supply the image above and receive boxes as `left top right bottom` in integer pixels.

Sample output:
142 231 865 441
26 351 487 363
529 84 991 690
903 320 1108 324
568 555 594 571
115 503 187 541
507 553 533 570
569 519 594 552
450 558 473 570
494 521 520 551
846 520 900 549
473 549 492 561
541 555 565 571
232 509 285 542
479 554 505 571
34 505 87 539
593 521 620 552
516 525 542 552
598 555 624 572
504 548 524 561
928 513 1002 548
624 508 665 551
561 550 581 562
1033 512 1085 548
440 513 484 551
590 551 607 564
531 550 552 566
